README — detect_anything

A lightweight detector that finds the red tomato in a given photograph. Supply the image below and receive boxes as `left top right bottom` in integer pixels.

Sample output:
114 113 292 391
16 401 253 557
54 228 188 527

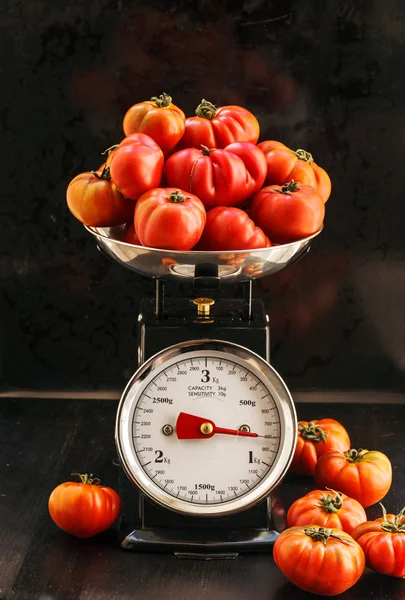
197 207 270 251
121 222 141 245
287 489 367 535
352 505 405 577
123 93 185 151
109 133 164 200
250 180 325 244
290 418 350 476
48 473 121 539
134 188 206 250
273 525 365 596
175 99 259 151
66 166 135 227
258 140 331 203
314 449 392 508
165 142 267 210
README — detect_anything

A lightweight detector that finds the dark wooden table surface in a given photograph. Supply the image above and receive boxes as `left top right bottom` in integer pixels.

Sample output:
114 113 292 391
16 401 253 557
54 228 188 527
1 397 405 600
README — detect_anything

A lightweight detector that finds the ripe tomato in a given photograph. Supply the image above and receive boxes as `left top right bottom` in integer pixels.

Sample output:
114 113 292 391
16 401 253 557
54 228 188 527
134 188 206 251
287 489 367 535
314 449 392 508
165 142 267 210
352 505 405 577
290 418 350 476
121 222 141 245
66 166 135 227
109 133 164 200
197 207 270 251
175 99 259 151
258 140 331 203
48 473 121 539
123 93 185 151
250 181 325 244
273 525 365 596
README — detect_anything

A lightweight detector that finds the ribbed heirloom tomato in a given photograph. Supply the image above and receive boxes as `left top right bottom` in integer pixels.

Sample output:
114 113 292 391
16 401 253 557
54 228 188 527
66 165 135 227
289 418 350 476
48 473 121 539
258 140 331 203
165 142 267 210
109 133 164 200
273 526 365 596
287 489 367 535
352 505 405 578
134 188 206 251
175 99 260 150
123 93 186 151
314 448 392 508
197 207 270 251
251 180 325 244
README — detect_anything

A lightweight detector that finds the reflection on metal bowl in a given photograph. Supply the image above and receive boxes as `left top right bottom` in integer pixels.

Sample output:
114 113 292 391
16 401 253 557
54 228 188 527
85 225 323 282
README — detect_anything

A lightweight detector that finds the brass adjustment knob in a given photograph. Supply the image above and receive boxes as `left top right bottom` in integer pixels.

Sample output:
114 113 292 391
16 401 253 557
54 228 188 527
193 297 215 317
200 422 214 435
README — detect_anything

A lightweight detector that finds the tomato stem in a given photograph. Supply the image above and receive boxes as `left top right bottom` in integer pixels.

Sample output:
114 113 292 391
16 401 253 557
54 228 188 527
298 421 327 443
379 504 405 533
150 92 172 108
344 448 369 463
200 145 212 156
278 180 301 194
316 490 343 513
101 144 119 156
71 473 101 486
196 99 217 120
294 148 314 163
169 190 187 204
304 526 353 545
91 164 111 181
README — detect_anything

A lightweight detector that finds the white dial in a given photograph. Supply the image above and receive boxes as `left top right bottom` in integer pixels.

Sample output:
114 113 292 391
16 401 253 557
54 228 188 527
116 340 296 517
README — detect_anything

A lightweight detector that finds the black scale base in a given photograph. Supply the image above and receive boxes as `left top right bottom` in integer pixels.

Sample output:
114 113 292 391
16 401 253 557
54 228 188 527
118 277 279 556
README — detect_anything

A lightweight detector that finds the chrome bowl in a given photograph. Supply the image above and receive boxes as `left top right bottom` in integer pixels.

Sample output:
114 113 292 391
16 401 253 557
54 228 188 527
85 225 322 282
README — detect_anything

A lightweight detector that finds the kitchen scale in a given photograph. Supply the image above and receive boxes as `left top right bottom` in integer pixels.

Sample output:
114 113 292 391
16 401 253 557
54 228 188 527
86 225 321 558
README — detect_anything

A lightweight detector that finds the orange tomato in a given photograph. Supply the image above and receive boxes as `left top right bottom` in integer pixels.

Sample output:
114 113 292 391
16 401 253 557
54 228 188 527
258 140 331 202
49 473 121 538
314 449 392 508
123 93 185 151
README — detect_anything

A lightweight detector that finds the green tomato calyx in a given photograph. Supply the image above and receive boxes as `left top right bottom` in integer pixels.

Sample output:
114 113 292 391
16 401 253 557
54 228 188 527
316 490 344 513
71 473 101 486
151 93 172 108
379 504 405 533
298 421 327 443
196 99 217 120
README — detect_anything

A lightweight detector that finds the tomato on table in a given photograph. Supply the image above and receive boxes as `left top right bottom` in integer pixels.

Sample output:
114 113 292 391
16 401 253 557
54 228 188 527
250 180 325 244
134 188 206 251
66 165 135 227
352 505 405 578
48 473 121 539
175 99 260 151
197 207 270 251
287 489 367 535
273 525 365 596
258 140 331 202
289 418 350 476
314 448 392 508
123 93 185 151
165 142 267 210
109 133 164 201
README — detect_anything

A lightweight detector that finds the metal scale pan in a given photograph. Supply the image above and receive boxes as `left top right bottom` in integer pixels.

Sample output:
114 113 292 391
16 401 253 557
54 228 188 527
85 225 323 282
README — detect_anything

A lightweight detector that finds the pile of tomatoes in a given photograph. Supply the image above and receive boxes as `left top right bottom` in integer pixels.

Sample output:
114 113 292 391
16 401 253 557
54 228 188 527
274 417 404 596
66 93 331 251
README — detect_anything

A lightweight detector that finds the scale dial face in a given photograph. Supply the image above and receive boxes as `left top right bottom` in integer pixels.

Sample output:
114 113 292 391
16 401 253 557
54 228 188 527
116 340 296 517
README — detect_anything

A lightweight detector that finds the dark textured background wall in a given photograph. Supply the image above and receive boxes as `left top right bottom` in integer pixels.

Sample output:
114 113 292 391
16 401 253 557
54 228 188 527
1 0 405 394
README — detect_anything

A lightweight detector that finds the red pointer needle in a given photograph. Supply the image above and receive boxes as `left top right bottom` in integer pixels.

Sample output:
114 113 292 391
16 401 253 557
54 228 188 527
176 412 263 439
